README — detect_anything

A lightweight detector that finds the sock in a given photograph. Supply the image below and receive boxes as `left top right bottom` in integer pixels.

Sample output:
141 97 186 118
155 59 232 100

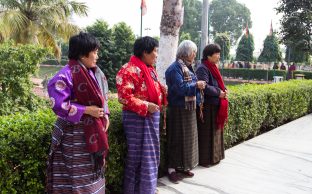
168 168 175 174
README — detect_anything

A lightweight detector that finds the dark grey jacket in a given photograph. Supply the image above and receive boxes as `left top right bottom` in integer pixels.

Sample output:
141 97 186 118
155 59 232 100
195 63 222 105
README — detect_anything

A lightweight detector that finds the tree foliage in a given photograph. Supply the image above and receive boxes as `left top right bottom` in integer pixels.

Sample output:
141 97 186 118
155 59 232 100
86 20 135 90
112 22 136 71
180 0 252 47
0 0 88 59
235 32 254 62
277 0 312 55
258 33 282 63
180 0 202 42
0 42 49 115
214 32 230 61
179 31 192 43
285 46 310 63
209 0 252 45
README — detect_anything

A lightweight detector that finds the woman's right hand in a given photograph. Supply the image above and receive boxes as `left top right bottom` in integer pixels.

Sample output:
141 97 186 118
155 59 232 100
196 81 206 90
85 106 104 118
219 90 226 98
147 102 159 113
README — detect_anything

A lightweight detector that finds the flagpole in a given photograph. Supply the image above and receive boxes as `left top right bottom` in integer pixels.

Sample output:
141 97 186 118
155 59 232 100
140 7 143 37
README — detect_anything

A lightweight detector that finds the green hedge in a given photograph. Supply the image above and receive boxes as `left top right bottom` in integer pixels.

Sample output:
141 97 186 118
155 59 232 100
1 80 312 193
224 80 312 146
293 70 312 79
0 100 125 194
0 109 55 193
220 68 287 80
221 68 312 81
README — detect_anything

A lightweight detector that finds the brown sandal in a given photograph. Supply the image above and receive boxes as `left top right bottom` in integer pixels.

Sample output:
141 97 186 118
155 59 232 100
168 172 182 184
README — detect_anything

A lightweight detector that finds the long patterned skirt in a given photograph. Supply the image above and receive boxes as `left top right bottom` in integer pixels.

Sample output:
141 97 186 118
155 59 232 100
196 103 224 166
46 118 105 194
167 107 198 170
123 110 160 194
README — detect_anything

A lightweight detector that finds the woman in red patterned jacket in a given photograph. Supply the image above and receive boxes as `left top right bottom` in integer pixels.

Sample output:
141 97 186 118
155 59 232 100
116 36 167 194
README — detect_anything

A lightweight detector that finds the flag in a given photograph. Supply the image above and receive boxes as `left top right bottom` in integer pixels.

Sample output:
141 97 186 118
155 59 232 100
269 20 273 36
141 0 147 16
245 22 249 38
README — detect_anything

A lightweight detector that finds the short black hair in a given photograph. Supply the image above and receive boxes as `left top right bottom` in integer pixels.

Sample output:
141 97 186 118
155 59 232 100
68 32 100 60
133 36 159 58
201 44 221 62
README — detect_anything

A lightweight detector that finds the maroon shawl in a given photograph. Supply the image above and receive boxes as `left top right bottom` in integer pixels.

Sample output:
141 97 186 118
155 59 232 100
69 60 109 155
203 60 228 130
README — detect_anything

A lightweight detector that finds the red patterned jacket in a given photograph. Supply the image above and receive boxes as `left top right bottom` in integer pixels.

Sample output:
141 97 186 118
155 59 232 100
116 62 166 117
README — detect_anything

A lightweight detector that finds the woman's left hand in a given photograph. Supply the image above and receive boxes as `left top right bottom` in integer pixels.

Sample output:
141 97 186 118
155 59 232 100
104 114 110 132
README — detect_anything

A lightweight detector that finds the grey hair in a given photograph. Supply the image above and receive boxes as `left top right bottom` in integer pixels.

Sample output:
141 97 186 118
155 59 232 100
176 40 197 59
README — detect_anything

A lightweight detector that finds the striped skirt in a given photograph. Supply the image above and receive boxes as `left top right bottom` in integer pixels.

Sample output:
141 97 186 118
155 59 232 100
122 110 160 194
196 103 224 165
46 118 105 194
167 107 199 170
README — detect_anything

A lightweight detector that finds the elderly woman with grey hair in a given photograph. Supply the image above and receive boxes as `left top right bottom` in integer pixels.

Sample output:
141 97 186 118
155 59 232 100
165 40 206 184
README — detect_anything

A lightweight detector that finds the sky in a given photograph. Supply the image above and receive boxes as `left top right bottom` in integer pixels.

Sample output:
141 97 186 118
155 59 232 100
72 0 282 56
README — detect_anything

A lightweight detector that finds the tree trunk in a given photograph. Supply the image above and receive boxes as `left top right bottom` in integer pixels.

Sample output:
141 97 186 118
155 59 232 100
157 0 183 84
200 0 209 60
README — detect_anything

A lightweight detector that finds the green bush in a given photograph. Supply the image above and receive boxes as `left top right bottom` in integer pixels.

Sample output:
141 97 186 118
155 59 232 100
0 100 125 194
221 68 312 81
104 100 125 193
0 41 50 116
1 80 312 193
221 68 287 81
293 70 312 79
0 109 55 194
224 80 312 147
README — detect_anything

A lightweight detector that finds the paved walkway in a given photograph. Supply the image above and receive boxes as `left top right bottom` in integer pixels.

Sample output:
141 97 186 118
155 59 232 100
158 114 312 194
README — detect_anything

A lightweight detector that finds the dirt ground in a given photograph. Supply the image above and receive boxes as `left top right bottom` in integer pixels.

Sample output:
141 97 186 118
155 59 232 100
31 77 47 98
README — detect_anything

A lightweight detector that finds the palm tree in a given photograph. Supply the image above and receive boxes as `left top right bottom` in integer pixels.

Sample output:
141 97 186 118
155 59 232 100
0 0 88 60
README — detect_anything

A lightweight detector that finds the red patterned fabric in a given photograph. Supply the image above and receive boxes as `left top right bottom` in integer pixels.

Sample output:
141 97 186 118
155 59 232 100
203 60 228 130
116 56 167 117
68 60 109 155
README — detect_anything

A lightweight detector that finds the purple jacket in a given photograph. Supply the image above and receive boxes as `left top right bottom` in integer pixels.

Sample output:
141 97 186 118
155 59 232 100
48 64 109 123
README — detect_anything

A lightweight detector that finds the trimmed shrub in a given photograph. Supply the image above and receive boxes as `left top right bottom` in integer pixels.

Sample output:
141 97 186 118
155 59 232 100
224 80 312 147
1 80 312 193
104 100 125 193
0 109 55 193
293 70 312 79
221 68 287 81
0 101 125 194
221 68 312 81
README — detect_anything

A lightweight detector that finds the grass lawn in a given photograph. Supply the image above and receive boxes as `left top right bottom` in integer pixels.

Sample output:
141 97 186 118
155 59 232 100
35 65 63 79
